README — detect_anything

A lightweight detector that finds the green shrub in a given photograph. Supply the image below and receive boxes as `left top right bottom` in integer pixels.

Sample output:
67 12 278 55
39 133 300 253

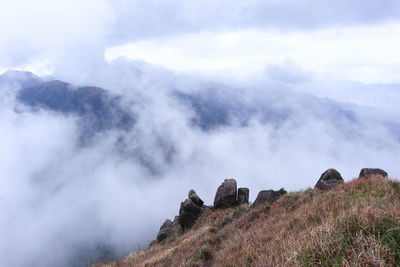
277 187 287 196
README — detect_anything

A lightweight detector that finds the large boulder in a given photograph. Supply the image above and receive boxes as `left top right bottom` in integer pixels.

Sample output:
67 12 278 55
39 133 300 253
359 168 388 179
213 179 237 209
237 187 249 205
252 190 280 208
314 168 344 191
188 189 204 206
156 219 173 243
178 199 202 230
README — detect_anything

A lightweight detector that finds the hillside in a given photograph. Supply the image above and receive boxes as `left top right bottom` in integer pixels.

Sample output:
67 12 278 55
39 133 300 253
94 172 400 266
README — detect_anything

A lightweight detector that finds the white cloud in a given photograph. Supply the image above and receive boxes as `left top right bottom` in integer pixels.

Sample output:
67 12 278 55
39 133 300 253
1 0 400 84
0 0 113 67
109 0 400 42
105 22 400 84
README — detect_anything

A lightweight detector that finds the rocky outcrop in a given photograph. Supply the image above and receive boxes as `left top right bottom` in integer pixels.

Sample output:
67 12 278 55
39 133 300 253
156 219 173 243
237 187 249 205
252 190 280 208
314 168 344 191
178 199 202 231
359 168 388 179
188 189 204 206
214 179 237 209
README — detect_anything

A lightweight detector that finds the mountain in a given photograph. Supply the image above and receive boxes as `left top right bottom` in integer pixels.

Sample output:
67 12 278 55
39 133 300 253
174 86 358 131
3 69 400 150
0 70 43 88
174 85 400 145
93 174 400 266
18 80 135 135
0 70 135 143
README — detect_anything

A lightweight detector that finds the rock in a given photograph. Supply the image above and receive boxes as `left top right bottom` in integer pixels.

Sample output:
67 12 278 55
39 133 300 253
222 217 232 227
314 168 344 191
188 189 204 206
359 168 388 179
252 190 280 208
237 187 249 205
156 219 173 243
178 199 202 230
213 179 237 209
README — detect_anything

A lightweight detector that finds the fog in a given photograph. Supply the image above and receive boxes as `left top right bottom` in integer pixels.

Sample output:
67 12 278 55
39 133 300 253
1 59 400 266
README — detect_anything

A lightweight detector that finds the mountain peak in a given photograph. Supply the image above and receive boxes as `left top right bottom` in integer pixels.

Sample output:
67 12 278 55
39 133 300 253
0 70 43 88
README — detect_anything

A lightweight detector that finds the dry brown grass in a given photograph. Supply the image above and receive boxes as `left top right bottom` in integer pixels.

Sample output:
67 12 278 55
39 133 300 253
94 176 400 267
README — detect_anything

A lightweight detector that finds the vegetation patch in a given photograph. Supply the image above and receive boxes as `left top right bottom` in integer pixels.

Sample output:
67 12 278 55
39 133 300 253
95 177 400 267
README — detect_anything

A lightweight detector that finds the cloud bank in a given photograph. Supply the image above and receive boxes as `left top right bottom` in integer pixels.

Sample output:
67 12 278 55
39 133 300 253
1 0 400 83
2 59 400 266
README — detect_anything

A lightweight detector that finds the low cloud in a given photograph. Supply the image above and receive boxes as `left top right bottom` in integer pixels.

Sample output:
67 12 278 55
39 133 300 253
1 59 400 265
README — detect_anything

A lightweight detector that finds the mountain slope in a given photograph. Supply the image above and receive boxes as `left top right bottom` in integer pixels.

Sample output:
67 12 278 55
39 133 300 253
0 70 42 88
18 80 135 134
95 176 400 266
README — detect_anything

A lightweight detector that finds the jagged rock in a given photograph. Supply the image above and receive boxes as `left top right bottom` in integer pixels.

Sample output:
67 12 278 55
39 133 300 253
214 178 237 209
252 190 280 208
156 219 173 243
188 189 204 206
237 187 249 205
178 199 202 230
359 168 388 179
314 168 344 191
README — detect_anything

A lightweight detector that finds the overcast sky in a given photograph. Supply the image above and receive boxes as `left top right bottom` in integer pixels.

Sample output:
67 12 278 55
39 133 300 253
1 0 400 83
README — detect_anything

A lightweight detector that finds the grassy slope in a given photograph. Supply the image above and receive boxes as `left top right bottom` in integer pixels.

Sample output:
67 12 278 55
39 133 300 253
94 176 400 266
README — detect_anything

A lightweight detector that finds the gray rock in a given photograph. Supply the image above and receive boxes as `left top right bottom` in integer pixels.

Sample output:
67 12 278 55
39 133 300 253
188 189 204 206
314 168 344 191
213 179 237 209
252 190 280 208
237 187 249 205
178 199 202 231
359 168 388 179
222 217 232 227
156 219 173 243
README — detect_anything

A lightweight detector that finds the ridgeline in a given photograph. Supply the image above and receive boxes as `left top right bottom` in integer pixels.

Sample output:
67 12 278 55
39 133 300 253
94 168 400 266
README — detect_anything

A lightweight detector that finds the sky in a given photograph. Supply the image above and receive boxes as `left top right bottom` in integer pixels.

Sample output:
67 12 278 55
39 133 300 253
1 0 400 83
1 1 400 266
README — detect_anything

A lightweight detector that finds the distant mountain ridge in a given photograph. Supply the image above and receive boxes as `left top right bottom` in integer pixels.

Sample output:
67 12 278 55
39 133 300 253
2 69 400 147
0 70 42 88
18 80 134 134
0 70 135 142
